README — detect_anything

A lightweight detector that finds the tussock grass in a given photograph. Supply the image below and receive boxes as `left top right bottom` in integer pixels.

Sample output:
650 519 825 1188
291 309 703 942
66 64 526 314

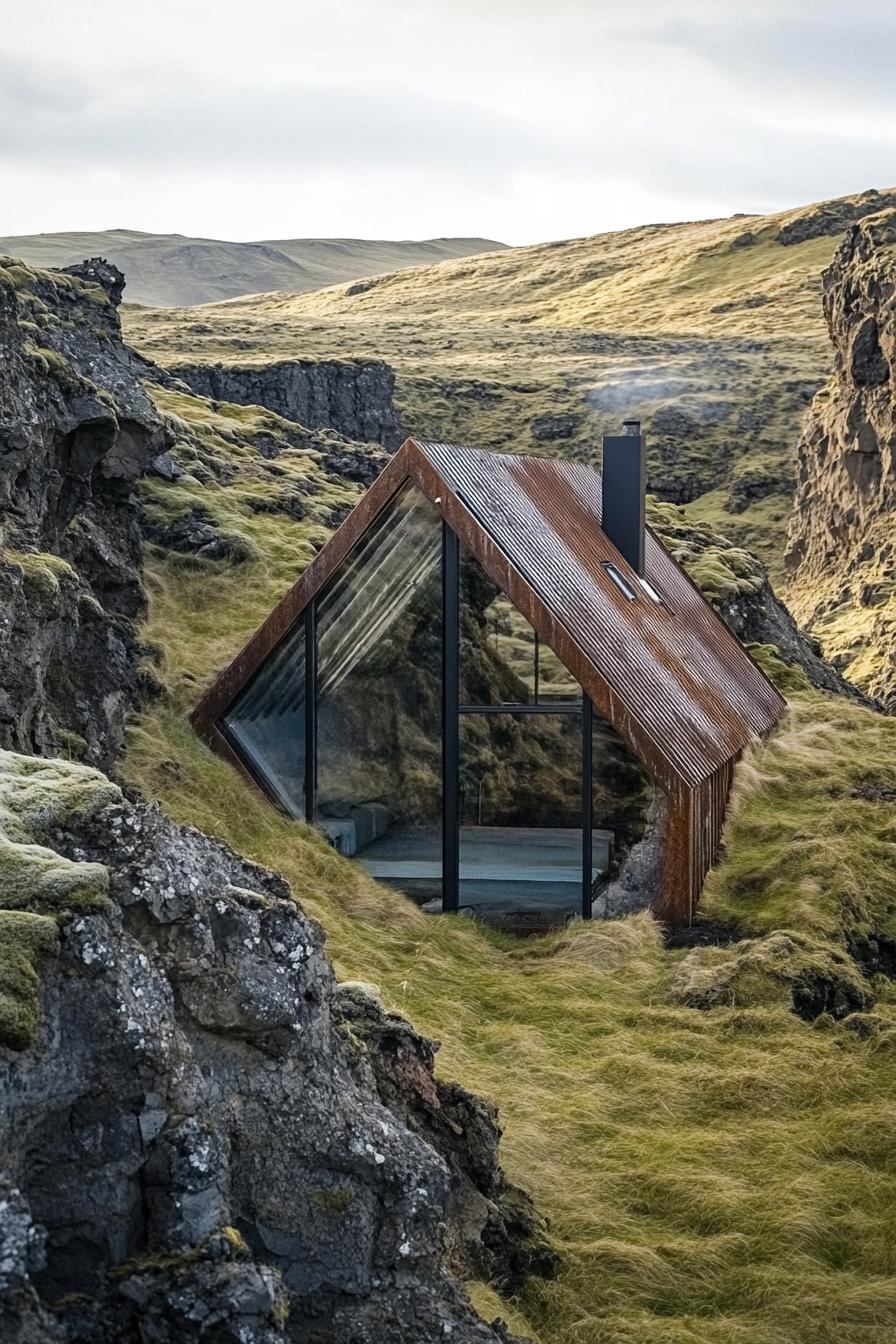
705 697 896 944
123 403 896 1342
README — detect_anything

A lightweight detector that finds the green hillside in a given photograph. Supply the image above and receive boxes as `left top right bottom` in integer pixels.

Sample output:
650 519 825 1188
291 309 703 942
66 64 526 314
124 189 896 584
0 229 506 307
122 385 896 1344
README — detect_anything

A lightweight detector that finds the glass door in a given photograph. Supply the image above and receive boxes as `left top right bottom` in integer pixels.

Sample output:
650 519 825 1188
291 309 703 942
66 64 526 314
444 545 596 923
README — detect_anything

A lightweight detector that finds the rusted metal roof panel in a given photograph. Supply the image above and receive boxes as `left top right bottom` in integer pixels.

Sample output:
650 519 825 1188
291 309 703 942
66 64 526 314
412 439 785 788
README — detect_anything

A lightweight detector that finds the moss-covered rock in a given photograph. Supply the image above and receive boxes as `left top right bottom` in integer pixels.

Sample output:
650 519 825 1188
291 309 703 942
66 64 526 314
647 499 856 696
0 253 172 769
0 912 58 1051
670 928 874 1020
0 782 530 1343
0 749 119 1048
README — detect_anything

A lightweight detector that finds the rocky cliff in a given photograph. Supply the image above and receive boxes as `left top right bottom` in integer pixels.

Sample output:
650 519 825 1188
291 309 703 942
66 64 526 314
785 210 896 706
0 751 546 1343
0 256 169 769
169 359 403 449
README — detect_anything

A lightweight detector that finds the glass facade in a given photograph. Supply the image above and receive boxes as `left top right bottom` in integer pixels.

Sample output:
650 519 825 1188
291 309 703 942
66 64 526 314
222 615 307 818
459 712 587 921
315 484 443 901
218 492 656 923
459 553 581 706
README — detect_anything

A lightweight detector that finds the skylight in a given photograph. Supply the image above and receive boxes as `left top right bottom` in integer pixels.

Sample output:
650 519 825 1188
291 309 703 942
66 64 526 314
603 563 637 601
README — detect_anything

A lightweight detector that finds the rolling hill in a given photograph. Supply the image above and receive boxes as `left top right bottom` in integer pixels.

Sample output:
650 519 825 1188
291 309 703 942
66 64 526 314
124 188 896 583
0 228 506 307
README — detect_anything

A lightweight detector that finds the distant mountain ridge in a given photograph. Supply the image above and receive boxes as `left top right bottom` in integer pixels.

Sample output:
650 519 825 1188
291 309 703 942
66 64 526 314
0 229 507 307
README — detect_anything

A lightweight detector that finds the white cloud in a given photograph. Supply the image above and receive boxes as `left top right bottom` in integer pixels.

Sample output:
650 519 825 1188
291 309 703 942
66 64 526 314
1 0 893 243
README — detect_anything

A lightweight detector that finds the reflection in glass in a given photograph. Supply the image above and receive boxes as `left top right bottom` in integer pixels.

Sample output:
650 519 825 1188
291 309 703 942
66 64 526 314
222 616 306 817
592 716 653 860
218 498 662 925
315 484 443 901
458 712 591 922
588 712 661 917
459 551 580 706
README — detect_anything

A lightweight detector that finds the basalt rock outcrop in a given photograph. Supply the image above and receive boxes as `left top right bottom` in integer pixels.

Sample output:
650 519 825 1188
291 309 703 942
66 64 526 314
0 751 544 1341
0 256 170 769
785 209 896 706
168 359 403 449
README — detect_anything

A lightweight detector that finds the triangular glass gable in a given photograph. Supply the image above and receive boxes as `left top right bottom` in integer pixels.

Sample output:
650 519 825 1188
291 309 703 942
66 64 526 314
222 615 307 818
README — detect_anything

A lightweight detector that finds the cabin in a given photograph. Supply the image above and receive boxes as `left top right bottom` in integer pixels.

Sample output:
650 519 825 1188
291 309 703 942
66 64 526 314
191 426 785 928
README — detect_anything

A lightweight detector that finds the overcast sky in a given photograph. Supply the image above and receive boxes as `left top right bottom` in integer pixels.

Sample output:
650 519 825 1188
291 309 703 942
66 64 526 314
3 0 895 245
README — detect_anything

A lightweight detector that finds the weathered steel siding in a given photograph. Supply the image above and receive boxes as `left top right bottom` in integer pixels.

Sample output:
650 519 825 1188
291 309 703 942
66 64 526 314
656 763 735 924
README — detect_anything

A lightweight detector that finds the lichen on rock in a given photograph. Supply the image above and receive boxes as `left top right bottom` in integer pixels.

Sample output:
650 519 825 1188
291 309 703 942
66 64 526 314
0 751 540 1340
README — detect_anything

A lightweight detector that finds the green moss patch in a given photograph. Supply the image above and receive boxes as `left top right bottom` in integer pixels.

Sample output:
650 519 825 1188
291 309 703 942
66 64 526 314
2 549 80 618
0 911 59 1051
0 750 120 1050
648 500 765 601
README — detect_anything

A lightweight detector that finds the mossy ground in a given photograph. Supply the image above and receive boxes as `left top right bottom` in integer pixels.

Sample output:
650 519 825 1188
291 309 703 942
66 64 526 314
647 500 765 602
122 398 896 1343
140 387 366 700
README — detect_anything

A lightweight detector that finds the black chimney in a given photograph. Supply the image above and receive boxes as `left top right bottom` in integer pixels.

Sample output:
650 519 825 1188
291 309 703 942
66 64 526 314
601 420 646 575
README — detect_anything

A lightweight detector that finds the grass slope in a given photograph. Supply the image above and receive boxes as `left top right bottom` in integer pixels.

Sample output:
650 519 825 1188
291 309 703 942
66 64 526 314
123 189 894 586
0 230 506 307
123 392 896 1344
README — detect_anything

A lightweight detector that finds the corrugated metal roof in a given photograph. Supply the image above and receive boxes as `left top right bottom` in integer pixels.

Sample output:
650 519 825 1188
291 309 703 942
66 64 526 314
413 439 785 788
